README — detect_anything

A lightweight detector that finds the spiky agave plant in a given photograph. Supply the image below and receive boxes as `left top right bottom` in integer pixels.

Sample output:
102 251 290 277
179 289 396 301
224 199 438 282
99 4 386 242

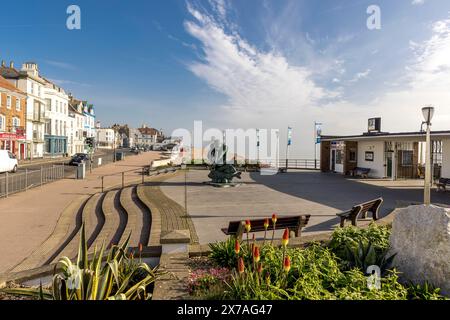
2 223 159 300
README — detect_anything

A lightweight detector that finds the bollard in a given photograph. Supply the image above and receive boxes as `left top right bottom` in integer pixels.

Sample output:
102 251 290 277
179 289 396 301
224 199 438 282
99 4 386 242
122 172 125 188
25 168 28 191
40 166 43 186
101 176 104 193
142 167 145 184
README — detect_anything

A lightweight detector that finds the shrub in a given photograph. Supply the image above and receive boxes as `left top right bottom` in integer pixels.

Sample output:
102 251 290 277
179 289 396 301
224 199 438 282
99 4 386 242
1 224 159 300
406 282 447 300
328 223 393 272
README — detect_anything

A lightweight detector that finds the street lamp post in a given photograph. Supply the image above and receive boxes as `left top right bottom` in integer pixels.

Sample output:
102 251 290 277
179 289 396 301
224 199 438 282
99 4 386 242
422 106 435 205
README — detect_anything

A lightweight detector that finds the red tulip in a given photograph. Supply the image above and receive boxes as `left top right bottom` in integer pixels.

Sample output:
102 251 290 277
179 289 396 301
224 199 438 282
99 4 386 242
263 218 269 230
245 220 251 232
282 228 289 247
272 214 277 224
234 239 240 255
253 246 260 263
238 257 245 274
283 256 291 273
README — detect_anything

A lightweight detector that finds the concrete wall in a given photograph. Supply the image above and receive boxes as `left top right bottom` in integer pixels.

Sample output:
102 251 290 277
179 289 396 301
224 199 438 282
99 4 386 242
442 139 450 178
357 140 385 178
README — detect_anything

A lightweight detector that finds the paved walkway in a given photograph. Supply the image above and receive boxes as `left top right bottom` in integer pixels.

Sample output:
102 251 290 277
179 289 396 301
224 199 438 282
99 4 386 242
140 174 199 244
160 169 450 245
0 151 161 273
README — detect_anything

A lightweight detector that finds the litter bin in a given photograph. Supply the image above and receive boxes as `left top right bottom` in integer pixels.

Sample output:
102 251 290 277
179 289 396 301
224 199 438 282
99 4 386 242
115 152 124 161
76 162 86 179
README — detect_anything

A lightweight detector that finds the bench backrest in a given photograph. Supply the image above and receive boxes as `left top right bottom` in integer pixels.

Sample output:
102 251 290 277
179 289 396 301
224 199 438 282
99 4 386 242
439 177 450 184
226 216 311 234
355 167 370 173
351 198 383 215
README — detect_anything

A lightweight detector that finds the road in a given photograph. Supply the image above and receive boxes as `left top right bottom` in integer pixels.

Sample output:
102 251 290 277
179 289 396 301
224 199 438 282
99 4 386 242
0 148 138 197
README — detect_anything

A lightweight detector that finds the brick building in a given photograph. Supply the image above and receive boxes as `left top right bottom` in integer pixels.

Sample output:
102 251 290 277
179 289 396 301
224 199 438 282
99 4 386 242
0 75 27 159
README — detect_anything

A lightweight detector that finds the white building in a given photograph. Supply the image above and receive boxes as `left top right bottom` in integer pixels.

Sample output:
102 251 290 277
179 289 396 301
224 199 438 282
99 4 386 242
96 128 116 149
321 118 450 180
1 62 48 159
68 99 85 155
43 79 70 157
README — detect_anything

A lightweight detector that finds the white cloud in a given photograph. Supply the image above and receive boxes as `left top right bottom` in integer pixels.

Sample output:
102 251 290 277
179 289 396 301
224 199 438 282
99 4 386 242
349 69 371 83
184 3 334 116
412 0 425 5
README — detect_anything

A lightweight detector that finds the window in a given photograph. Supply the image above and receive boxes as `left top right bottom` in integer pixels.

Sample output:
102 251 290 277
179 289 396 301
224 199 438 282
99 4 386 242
336 150 343 164
45 98 51 111
12 117 20 128
45 120 51 135
0 115 5 130
6 95 11 108
401 150 413 166
349 148 357 162
16 98 21 111
55 120 59 135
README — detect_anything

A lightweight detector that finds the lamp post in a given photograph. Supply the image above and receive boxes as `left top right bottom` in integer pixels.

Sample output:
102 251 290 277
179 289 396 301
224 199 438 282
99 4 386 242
422 106 435 205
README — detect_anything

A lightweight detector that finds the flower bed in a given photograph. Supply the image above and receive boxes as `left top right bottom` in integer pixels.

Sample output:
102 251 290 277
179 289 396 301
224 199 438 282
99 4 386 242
188 218 447 300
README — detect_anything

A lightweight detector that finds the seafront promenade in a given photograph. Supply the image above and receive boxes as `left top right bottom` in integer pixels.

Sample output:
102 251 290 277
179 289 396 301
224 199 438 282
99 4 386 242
0 151 161 273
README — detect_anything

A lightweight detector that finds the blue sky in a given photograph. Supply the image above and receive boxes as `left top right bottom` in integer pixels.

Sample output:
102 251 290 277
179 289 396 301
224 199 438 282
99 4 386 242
1 0 450 157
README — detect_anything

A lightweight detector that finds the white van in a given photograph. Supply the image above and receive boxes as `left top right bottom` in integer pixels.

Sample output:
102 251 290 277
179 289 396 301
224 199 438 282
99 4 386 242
0 150 18 173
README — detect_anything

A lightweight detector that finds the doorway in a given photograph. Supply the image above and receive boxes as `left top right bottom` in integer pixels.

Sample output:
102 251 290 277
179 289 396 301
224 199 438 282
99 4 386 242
331 150 336 172
386 152 393 178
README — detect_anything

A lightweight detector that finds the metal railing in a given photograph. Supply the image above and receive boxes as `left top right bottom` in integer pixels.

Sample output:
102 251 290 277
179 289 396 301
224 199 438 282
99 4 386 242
259 159 319 170
0 165 65 198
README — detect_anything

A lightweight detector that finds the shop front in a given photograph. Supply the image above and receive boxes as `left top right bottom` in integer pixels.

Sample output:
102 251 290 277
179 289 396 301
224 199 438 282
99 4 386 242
0 129 27 160
44 135 68 157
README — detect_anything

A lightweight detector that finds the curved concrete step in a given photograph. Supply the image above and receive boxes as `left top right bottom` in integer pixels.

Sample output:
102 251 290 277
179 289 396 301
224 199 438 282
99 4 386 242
131 185 152 246
8 195 90 273
52 193 105 262
89 190 122 252
119 186 148 248
136 185 160 246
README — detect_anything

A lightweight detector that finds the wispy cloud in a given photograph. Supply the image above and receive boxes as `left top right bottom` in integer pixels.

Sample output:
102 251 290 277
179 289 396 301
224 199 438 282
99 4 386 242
184 1 335 116
43 59 77 70
412 0 425 6
349 69 371 83
48 78 91 87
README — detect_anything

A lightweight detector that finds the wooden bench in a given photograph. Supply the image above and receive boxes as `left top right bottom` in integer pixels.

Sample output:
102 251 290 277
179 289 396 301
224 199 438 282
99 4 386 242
336 198 383 227
221 215 311 240
437 178 450 192
351 167 371 178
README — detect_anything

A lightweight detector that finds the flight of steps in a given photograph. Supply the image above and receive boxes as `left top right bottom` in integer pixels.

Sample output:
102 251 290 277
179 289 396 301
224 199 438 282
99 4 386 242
9 184 155 274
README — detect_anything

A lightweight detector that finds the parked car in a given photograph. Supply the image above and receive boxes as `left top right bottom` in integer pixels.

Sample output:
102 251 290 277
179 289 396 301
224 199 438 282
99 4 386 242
69 153 90 166
130 147 140 154
0 150 18 173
